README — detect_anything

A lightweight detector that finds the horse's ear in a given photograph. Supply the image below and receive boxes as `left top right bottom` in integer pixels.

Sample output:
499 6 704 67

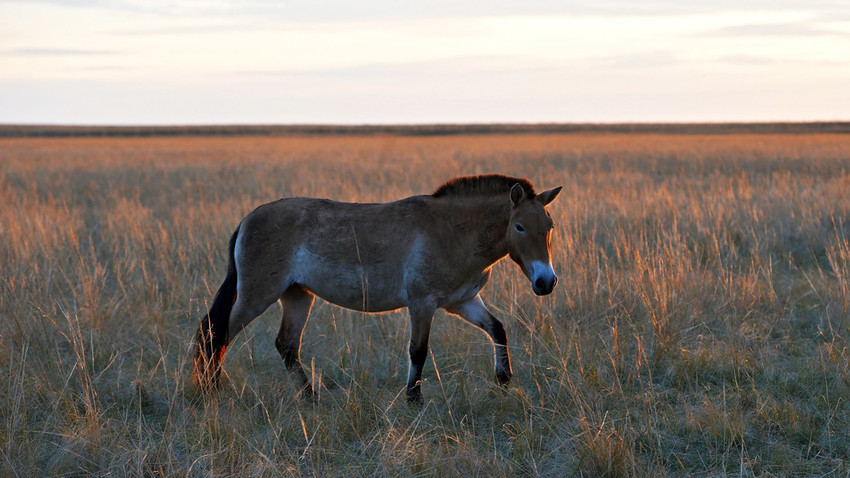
536 186 562 206
510 183 526 206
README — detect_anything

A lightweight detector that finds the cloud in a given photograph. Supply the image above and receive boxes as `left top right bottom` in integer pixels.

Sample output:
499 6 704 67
576 51 682 69
233 55 529 78
715 54 781 65
3 0 101 5
11 0 850 24
107 23 254 36
78 65 130 71
700 19 850 38
4 48 126 56
715 54 850 67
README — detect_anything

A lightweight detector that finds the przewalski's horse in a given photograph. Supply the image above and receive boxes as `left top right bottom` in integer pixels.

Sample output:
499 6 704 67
193 174 562 402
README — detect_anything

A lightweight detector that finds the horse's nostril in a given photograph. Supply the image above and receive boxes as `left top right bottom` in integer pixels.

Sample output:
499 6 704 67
535 277 545 291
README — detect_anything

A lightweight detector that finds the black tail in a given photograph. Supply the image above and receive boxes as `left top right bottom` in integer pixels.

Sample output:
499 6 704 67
193 225 240 391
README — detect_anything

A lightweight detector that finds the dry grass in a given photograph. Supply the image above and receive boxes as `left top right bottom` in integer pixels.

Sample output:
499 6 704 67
2 132 850 476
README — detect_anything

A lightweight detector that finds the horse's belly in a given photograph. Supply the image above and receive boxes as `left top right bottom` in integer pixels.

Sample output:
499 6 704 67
290 246 407 312
313 288 406 313
307 275 407 312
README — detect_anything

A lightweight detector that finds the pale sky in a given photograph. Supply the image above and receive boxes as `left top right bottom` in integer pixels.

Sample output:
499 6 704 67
1 0 848 125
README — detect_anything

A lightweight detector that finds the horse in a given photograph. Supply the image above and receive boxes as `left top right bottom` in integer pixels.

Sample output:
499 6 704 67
192 174 562 402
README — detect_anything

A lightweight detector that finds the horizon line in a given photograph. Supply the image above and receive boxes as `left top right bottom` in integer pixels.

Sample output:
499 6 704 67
2 121 850 138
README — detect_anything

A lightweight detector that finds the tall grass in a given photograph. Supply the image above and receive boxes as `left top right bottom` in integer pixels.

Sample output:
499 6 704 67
1 133 849 476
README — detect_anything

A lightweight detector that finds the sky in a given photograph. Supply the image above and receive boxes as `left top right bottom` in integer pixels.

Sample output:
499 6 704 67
1 0 849 125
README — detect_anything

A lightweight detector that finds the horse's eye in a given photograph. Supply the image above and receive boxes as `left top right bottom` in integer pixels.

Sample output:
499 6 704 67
514 223 525 233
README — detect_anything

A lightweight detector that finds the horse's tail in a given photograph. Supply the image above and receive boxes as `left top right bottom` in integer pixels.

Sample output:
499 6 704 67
193 225 240 392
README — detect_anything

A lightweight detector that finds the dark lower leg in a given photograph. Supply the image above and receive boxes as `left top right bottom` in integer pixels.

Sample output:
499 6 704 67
406 342 428 402
406 309 433 402
489 316 512 386
276 286 315 398
275 337 313 396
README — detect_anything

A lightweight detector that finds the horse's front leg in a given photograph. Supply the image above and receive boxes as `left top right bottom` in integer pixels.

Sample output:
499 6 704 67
406 302 436 402
444 294 512 387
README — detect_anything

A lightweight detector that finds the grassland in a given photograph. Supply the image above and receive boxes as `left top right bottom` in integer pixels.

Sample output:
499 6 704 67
1 132 850 476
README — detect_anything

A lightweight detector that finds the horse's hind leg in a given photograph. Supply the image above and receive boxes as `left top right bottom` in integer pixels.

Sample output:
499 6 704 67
276 285 316 398
445 295 512 387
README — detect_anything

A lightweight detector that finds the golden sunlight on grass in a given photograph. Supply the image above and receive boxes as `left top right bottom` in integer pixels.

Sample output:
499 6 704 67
2 132 850 475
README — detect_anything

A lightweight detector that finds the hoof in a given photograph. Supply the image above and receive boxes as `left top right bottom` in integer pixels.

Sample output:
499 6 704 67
296 384 316 402
195 373 221 395
496 370 512 388
406 385 423 403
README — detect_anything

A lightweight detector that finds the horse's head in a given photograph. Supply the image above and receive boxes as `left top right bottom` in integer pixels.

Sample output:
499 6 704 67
506 183 562 296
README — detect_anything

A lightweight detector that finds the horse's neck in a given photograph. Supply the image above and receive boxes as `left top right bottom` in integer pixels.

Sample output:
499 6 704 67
459 197 511 270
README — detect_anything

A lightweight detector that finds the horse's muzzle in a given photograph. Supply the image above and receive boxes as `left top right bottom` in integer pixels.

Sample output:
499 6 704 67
532 275 557 295
529 260 558 295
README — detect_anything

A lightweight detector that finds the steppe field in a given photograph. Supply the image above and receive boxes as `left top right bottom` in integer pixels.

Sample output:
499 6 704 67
3 130 850 477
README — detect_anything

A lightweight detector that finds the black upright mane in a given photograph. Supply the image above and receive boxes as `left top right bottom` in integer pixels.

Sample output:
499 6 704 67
432 174 536 199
